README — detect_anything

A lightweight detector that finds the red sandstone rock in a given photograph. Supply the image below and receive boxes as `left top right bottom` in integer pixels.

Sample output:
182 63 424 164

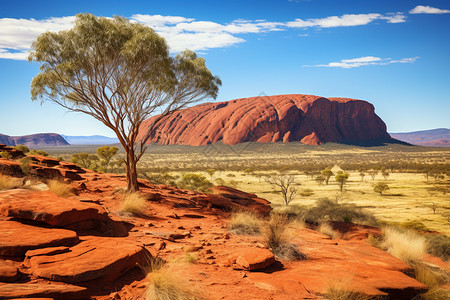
0 221 79 257
0 189 107 230
139 94 392 146
209 186 272 215
28 237 148 284
0 260 18 282
0 282 86 299
235 248 276 271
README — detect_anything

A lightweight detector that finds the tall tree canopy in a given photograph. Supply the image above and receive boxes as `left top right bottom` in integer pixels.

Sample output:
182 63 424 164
29 13 221 191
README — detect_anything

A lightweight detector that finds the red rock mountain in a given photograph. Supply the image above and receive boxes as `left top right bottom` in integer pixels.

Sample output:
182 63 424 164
139 94 393 146
0 133 69 147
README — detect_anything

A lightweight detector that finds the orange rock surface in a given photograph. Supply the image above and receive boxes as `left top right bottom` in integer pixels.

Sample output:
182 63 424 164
139 94 393 146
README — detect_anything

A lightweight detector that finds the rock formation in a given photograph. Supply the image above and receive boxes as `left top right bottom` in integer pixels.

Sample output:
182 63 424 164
139 94 394 146
0 133 69 147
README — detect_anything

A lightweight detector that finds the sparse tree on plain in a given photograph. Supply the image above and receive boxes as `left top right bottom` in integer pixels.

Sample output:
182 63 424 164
335 171 349 192
321 167 334 185
206 168 216 180
71 153 98 169
381 168 390 180
265 174 298 206
374 182 390 195
29 13 221 191
368 169 378 180
359 169 366 182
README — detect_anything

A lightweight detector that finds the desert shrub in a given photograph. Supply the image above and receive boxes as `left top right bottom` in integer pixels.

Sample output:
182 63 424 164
318 222 339 239
413 261 450 300
183 251 198 264
306 198 377 225
205 168 215 180
229 211 262 235
71 152 99 169
214 177 225 186
47 180 75 197
14 145 30 153
142 172 178 186
228 180 239 188
380 227 427 263
145 263 202 300
226 173 236 177
0 175 23 190
0 151 11 159
400 220 431 232
120 192 147 215
19 157 32 175
264 213 306 261
29 149 49 156
425 235 450 261
299 188 314 197
373 182 389 195
178 173 213 192
314 175 325 185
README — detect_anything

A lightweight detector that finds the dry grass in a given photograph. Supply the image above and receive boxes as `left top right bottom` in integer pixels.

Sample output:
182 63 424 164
229 211 262 235
120 192 147 215
47 180 75 197
0 175 23 190
380 227 427 263
325 286 378 300
145 262 202 300
413 262 450 300
318 222 340 239
264 213 306 261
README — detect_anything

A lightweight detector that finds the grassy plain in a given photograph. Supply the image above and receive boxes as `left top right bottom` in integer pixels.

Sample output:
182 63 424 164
42 142 450 235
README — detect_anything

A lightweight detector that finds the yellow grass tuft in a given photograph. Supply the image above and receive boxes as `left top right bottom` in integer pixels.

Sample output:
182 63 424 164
318 222 340 239
325 286 377 300
120 192 147 215
229 210 262 235
145 263 202 300
0 175 23 190
380 227 427 263
47 180 75 197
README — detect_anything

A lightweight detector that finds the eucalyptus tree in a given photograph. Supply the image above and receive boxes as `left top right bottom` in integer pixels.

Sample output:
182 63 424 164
29 13 221 191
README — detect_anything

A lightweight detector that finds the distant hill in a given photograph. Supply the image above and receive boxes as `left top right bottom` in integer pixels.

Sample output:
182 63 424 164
0 133 69 147
62 135 119 145
390 128 450 147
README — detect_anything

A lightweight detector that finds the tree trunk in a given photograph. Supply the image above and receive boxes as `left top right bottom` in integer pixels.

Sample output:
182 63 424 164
126 147 139 192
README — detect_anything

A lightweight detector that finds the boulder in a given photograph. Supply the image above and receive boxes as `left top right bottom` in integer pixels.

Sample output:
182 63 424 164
139 94 394 146
28 237 149 284
235 248 276 271
0 282 86 299
0 221 79 257
0 260 18 282
0 189 111 232
209 186 272 215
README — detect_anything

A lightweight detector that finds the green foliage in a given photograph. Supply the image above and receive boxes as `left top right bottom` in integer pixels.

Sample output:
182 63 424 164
215 177 225 186
0 151 11 159
335 171 349 192
306 198 377 225
28 13 221 192
142 172 178 186
14 145 30 153
19 157 32 175
96 146 119 172
373 182 390 195
205 168 216 180
71 152 99 169
29 149 49 156
178 173 214 192
321 167 334 185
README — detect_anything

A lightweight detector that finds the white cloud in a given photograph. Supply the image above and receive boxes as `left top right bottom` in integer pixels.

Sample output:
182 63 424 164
410 5 450 14
286 12 406 28
306 56 419 68
130 14 194 26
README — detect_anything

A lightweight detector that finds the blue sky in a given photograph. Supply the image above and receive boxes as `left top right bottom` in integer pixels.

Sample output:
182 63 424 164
0 0 449 137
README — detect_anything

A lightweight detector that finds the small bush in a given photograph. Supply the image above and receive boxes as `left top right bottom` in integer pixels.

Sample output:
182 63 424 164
120 192 147 215
264 214 306 261
47 180 75 197
306 198 377 225
0 151 12 159
20 157 32 175
373 182 389 195
178 173 213 192
14 145 30 153
380 227 427 263
299 188 314 197
229 211 262 236
426 235 450 261
0 175 23 190
29 149 49 156
325 286 376 300
413 262 450 300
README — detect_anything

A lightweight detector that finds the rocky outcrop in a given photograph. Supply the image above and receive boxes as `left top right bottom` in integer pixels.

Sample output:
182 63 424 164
140 94 393 146
0 133 69 147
